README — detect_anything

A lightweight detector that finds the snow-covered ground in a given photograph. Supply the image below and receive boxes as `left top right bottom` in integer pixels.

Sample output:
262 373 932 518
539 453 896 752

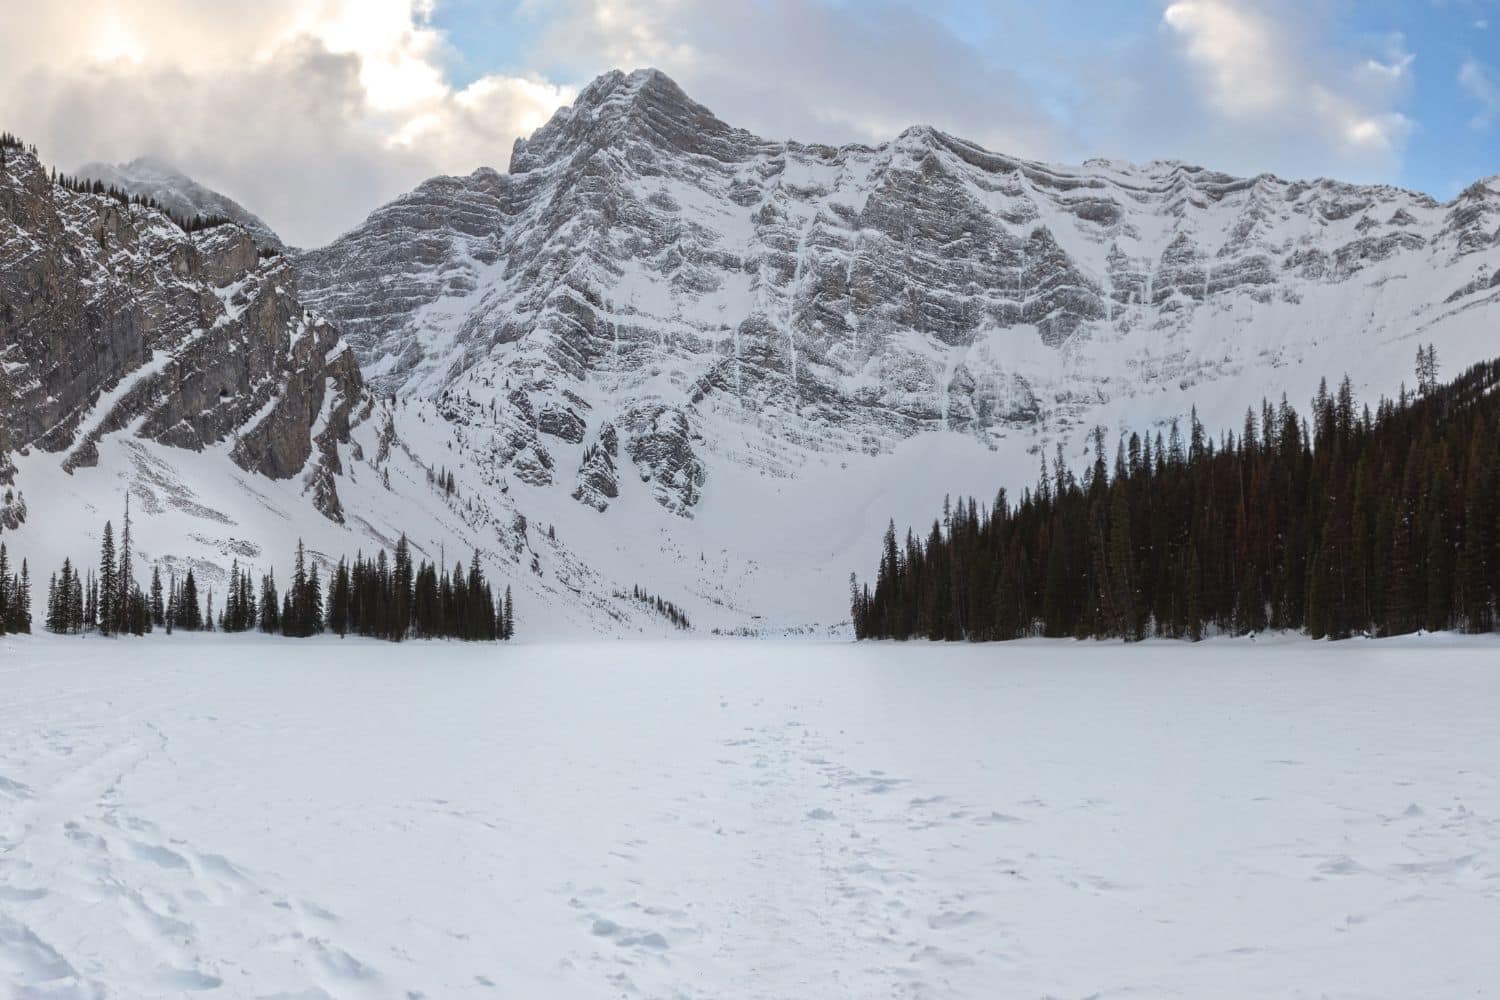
2 633 1497 999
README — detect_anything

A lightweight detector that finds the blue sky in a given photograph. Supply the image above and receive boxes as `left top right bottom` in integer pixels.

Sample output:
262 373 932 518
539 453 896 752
431 0 1499 198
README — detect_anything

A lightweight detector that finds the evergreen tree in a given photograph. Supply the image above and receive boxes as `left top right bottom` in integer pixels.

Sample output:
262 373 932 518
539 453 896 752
0 543 9 632
259 570 280 633
117 496 134 633
328 558 351 636
180 569 200 631
150 565 165 627
13 560 30 633
71 568 85 634
97 521 117 636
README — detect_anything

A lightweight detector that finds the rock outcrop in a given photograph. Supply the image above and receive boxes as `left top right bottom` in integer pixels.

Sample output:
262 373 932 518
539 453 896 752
1 143 363 521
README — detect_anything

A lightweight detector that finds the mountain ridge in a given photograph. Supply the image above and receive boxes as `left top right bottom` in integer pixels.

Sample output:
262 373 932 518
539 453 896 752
76 156 285 251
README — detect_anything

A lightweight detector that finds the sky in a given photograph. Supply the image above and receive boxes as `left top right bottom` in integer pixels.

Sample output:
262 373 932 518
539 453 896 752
0 0 1494 247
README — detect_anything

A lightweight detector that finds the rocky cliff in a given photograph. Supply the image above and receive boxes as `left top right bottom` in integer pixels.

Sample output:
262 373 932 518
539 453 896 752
0 142 362 522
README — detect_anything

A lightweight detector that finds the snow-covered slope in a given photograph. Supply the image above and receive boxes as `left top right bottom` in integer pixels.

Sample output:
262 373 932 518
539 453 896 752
295 67 1500 630
76 156 284 251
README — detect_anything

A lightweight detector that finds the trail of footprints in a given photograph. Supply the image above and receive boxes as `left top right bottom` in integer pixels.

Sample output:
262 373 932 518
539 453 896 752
0 733 383 999
552 710 1043 999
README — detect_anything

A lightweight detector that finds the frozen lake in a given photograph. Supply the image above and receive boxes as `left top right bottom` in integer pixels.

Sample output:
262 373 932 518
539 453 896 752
2 632 1498 998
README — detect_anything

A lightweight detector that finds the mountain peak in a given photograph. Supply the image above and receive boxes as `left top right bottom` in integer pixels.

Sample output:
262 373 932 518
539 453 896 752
575 67 686 107
510 67 742 174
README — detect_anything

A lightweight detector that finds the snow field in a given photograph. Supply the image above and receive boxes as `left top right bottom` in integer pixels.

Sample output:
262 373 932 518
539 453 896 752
1 632 1498 998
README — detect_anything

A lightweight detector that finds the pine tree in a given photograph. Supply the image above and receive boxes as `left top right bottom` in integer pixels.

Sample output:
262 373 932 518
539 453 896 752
259 570 280 633
150 565 164 627
14 560 30 633
287 541 310 637
97 521 117 636
117 496 134 633
0 543 9 632
305 562 323 636
180 569 200 631
328 558 350 636
70 567 84 634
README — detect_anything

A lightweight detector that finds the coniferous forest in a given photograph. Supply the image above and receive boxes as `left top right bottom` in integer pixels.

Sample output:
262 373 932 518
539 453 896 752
852 351 1500 642
36 501 515 642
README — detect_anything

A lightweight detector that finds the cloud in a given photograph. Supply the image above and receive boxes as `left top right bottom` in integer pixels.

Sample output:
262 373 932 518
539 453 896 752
1459 58 1499 129
1071 0 1414 184
0 0 570 246
1160 1 1412 160
525 0 1073 157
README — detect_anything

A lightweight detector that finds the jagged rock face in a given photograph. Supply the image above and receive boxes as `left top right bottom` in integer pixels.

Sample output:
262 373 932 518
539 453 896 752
298 68 1500 518
571 421 619 511
0 146 363 521
76 156 284 251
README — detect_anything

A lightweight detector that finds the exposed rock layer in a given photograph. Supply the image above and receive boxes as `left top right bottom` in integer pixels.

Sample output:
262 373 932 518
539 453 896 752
1 146 362 520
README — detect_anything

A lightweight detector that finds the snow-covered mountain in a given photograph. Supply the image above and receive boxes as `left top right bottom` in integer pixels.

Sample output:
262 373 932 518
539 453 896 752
77 156 285 251
0 138 730 636
4 68 1499 635
295 67 1500 626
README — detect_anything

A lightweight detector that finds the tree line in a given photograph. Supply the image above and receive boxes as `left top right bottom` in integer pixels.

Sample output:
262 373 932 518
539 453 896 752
617 584 692 630
38 501 515 642
1 132 233 236
852 348 1500 642
49 171 233 235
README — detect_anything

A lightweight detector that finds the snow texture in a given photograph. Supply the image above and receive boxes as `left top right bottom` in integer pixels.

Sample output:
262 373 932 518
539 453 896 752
2 631 1498 998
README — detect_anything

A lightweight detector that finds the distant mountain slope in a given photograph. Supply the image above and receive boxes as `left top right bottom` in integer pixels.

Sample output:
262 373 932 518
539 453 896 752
77 156 284 250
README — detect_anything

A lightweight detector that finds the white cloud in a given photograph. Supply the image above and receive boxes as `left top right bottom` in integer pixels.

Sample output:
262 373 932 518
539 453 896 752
1459 58 1499 129
1161 1 1413 160
0 0 571 246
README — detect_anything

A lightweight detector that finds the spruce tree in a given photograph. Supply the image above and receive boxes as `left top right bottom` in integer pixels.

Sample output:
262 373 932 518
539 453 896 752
150 566 164 627
97 522 117 636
